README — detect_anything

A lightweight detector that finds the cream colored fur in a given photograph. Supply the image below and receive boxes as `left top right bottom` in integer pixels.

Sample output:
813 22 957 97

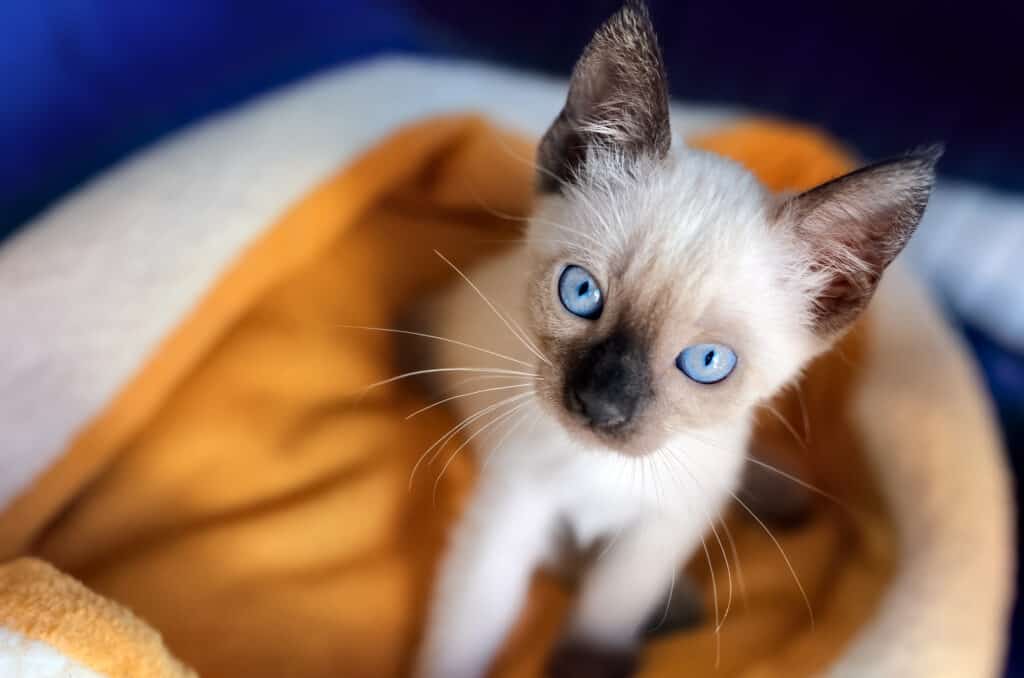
416 144 872 678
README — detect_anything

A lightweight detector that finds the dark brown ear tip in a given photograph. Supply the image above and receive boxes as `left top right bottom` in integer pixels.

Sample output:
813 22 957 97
623 0 652 15
908 143 945 170
618 0 655 28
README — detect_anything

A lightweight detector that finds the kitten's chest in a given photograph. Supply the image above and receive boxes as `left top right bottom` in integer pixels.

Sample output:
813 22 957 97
560 468 651 546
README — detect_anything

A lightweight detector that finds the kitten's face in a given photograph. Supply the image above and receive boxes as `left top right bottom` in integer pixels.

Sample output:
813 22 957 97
525 1 938 455
525 152 822 454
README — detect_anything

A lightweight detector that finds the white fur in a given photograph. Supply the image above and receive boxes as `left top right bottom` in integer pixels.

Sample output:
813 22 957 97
415 146 835 678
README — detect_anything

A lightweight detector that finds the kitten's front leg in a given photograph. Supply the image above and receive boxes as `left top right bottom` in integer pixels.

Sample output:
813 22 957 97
550 520 694 678
417 480 555 678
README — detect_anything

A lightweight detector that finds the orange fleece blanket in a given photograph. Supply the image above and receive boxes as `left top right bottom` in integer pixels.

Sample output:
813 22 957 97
0 116 896 677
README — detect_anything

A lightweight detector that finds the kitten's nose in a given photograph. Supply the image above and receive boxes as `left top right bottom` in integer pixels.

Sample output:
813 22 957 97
565 328 651 434
570 387 633 430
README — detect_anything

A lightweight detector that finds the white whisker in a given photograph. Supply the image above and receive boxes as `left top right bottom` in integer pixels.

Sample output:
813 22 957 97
794 383 812 444
446 373 542 391
482 404 534 470
432 397 533 505
405 383 534 420
506 311 552 367
719 515 749 611
764 404 807 449
666 423 839 511
491 131 574 194
653 563 677 633
424 392 532 468
745 456 844 509
364 366 539 394
339 324 534 368
462 188 606 253
409 391 532 489
434 250 554 368
731 490 815 627
469 142 621 251
700 533 721 666
653 450 722 660
662 449 734 634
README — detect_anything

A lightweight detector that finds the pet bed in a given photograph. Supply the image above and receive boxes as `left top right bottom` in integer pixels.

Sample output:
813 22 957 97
0 58 1014 677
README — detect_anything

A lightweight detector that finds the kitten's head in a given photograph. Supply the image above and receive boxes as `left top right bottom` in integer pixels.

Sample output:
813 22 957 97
526 0 939 455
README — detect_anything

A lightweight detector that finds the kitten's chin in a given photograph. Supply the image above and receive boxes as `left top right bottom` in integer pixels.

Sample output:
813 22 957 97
585 433 667 459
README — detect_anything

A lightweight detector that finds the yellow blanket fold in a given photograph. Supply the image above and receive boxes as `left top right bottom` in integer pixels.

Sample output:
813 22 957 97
0 115 895 677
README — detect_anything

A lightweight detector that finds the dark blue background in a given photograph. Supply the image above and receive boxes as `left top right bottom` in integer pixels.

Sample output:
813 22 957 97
1 0 1020 672
0 0 424 237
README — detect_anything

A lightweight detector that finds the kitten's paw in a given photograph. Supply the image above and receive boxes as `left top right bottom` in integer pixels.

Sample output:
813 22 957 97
545 643 638 678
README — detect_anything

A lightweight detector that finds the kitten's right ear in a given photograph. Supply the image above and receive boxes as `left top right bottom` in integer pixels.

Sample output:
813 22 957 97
536 1 671 193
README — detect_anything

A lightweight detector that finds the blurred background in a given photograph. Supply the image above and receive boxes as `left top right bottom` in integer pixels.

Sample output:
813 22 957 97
2 0 1021 671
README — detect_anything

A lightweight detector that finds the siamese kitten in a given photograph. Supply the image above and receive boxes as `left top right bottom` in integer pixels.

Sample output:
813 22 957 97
414 2 938 676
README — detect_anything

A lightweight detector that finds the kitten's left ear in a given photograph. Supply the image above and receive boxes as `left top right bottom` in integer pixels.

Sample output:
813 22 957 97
781 146 942 336
536 0 671 193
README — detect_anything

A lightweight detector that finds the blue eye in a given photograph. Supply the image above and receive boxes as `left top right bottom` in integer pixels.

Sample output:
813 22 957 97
676 343 737 384
558 265 604 319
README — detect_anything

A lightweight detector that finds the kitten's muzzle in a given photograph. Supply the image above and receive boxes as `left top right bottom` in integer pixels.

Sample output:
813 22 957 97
564 329 652 434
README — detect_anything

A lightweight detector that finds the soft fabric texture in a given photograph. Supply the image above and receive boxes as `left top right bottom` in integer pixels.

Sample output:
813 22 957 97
0 558 194 678
0 112 1013 677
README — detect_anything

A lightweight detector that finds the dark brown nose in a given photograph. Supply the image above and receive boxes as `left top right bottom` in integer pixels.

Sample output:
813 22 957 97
565 329 651 433
569 387 633 430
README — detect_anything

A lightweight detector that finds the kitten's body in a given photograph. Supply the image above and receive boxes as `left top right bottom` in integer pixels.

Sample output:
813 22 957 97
414 4 938 677
418 151 795 678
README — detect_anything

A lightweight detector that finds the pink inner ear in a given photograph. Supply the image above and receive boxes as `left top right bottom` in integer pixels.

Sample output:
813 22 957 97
806 262 881 335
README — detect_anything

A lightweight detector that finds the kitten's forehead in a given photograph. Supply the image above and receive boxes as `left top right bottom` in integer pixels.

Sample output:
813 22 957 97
535 147 774 304
540 149 766 250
